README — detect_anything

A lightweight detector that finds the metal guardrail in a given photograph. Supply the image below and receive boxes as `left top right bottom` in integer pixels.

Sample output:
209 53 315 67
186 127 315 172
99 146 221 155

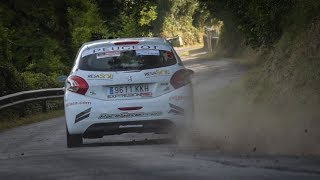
0 88 64 112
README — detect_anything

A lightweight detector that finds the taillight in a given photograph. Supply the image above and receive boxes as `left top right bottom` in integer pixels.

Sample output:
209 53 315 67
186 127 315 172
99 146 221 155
170 69 193 89
114 41 139 45
66 76 89 95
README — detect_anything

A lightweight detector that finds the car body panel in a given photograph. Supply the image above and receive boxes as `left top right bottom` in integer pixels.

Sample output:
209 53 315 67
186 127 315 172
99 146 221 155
64 37 193 137
65 84 193 134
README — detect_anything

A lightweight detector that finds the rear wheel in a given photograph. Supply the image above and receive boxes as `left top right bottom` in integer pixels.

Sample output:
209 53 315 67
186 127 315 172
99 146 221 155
66 127 83 148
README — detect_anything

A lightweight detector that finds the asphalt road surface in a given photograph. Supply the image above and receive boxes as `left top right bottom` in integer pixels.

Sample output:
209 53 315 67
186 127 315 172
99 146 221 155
1 49 319 180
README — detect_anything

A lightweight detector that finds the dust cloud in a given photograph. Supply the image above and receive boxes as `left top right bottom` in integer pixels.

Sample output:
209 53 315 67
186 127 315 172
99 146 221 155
189 77 320 155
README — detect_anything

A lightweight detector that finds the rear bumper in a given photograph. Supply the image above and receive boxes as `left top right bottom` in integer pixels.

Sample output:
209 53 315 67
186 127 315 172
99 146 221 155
64 84 193 135
83 119 175 138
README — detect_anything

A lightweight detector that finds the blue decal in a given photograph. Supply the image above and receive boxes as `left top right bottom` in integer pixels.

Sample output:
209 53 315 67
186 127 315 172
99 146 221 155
109 87 114 94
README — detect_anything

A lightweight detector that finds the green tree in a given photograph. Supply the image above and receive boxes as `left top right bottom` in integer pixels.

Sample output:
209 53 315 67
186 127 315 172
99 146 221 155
0 63 26 96
66 0 109 50
159 0 201 45
96 0 158 37
0 0 69 74
200 0 295 47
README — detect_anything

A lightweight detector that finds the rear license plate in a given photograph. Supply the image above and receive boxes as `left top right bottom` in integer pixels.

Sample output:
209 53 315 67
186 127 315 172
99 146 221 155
107 84 152 98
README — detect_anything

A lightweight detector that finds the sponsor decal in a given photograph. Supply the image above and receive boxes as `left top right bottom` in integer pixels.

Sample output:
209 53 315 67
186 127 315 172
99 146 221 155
107 92 152 98
144 70 170 77
75 108 91 123
99 111 162 119
169 96 188 101
87 73 113 80
136 50 160 56
168 103 184 116
82 45 171 57
110 45 165 51
66 101 91 107
96 51 121 58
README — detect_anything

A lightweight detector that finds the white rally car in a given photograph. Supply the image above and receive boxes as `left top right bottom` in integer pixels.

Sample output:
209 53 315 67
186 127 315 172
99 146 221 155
64 37 194 147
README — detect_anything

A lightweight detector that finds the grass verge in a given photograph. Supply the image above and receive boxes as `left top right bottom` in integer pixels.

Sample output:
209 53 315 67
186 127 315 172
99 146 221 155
0 109 64 132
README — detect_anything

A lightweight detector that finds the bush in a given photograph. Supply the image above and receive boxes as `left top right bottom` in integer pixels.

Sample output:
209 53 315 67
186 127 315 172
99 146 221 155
214 23 244 57
21 72 60 90
0 63 26 96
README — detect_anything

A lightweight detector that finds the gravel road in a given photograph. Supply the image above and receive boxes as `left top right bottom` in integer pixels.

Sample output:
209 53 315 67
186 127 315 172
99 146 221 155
0 49 319 180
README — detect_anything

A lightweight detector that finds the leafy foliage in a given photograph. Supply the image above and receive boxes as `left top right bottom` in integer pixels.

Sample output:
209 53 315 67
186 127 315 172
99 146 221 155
0 0 110 95
0 63 25 96
66 0 108 50
160 0 201 45
21 72 60 90
139 6 158 26
96 0 159 37
200 0 320 49
0 1 70 71
197 0 320 62
0 0 206 96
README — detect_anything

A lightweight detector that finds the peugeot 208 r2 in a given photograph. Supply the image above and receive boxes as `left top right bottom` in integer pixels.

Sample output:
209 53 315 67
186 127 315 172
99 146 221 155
64 37 194 147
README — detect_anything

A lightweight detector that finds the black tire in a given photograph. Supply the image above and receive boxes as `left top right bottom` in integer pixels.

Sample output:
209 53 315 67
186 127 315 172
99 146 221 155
66 127 83 148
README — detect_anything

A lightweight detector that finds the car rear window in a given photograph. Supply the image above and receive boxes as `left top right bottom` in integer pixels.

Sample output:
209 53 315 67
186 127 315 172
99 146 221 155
78 48 177 71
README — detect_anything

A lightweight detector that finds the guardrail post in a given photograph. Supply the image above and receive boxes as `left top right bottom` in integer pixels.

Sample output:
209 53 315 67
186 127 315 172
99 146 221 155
19 103 26 117
41 100 47 113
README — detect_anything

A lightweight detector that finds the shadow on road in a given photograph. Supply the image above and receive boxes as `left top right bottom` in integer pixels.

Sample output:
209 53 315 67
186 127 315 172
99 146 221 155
188 47 206 55
81 138 176 147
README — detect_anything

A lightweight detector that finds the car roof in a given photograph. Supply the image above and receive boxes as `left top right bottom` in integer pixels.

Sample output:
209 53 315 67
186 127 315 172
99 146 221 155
82 37 169 49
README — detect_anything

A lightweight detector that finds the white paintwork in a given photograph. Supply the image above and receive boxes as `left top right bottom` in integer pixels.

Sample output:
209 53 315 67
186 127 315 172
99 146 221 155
64 37 193 135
